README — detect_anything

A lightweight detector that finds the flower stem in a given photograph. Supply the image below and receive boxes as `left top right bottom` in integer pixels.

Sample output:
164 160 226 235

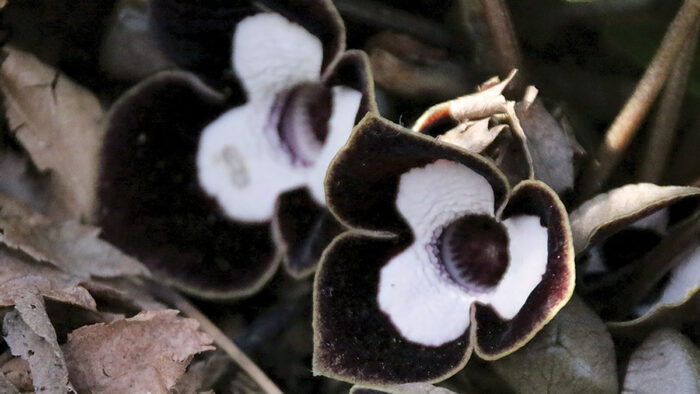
579 0 700 198
333 0 452 48
639 20 700 183
479 0 523 78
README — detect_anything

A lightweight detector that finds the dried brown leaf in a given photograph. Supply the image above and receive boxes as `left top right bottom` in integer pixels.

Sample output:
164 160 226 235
62 309 214 393
0 192 150 279
3 301 76 393
0 247 96 311
0 372 20 394
1 356 32 392
437 119 507 153
0 46 104 220
170 351 230 394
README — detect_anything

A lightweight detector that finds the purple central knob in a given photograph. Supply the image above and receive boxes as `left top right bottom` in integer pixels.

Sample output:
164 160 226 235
276 83 332 166
438 214 509 291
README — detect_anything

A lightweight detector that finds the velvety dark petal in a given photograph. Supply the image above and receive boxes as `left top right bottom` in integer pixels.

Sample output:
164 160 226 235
323 49 378 121
97 72 279 299
313 232 472 386
326 115 508 236
150 0 256 82
258 0 344 70
273 188 345 278
473 181 575 358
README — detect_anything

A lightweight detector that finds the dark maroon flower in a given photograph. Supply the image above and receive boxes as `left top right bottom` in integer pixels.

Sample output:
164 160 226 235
313 114 575 386
96 0 375 299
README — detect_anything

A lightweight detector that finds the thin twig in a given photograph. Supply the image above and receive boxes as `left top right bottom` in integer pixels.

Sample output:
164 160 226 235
149 283 284 394
639 21 700 183
334 0 453 48
579 0 700 198
480 0 523 76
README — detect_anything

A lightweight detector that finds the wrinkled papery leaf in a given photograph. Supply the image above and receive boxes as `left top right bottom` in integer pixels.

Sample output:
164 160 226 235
569 183 700 253
0 372 20 394
3 298 77 393
0 246 96 310
437 119 507 153
0 192 150 279
0 46 104 220
516 98 577 194
622 329 700 393
62 309 214 393
1 356 31 392
350 383 457 393
170 351 230 394
490 296 618 394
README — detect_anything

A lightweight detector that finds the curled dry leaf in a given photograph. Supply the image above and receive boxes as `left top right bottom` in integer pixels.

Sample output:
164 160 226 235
516 98 577 194
350 383 457 394
622 329 700 394
569 183 700 254
3 302 77 393
0 246 96 311
490 296 618 394
0 46 104 220
411 71 535 186
0 192 150 279
62 309 214 393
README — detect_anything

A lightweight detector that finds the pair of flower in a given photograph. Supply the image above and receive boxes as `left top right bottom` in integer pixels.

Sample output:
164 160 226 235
97 0 577 388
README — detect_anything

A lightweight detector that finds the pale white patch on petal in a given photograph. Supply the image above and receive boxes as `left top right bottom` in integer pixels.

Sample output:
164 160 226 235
378 242 474 347
196 101 306 222
233 13 323 99
307 86 362 204
396 160 496 243
484 215 548 319
376 160 497 346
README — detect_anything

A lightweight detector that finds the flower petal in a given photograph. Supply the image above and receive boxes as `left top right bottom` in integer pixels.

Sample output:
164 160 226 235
473 181 574 359
273 189 345 278
307 86 363 204
196 99 306 222
483 214 549 319
326 115 508 235
258 0 345 70
323 49 379 119
394 159 496 244
150 0 254 80
97 72 279 299
233 13 323 99
313 232 472 386
377 240 474 347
